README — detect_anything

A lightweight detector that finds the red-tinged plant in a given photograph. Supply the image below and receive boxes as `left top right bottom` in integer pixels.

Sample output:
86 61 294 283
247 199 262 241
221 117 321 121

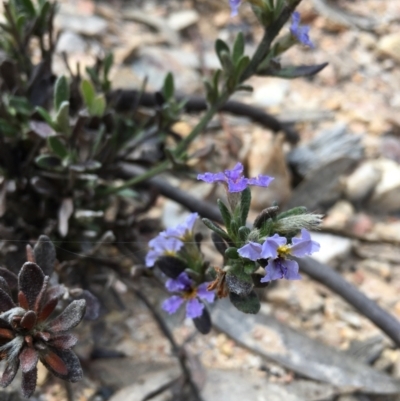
0 261 86 398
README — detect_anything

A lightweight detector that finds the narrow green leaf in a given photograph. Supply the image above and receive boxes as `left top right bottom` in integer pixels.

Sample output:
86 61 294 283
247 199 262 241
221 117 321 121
103 52 114 79
238 226 250 243
55 101 70 135
162 72 174 100
35 154 62 170
202 218 231 242
217 199 232 233
232 32 245 64
239 187 251 226
88 94 106 117
54 76 70 111
36 106 55 128
277 206 307 219
80 79 96 109
229 290 260 314
225 247 239 260
47 136 68 159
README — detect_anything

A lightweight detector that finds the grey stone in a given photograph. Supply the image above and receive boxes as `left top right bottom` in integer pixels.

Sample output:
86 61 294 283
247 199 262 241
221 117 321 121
212 299 400 394
56 31 87 53
310 232 353 265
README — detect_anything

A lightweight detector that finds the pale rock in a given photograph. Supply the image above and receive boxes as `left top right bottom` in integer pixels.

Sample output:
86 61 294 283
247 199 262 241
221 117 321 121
372 221 400 242
368 158 400 212
167 10 199 31
253 80 290 107
357 259 391 279
323 200 354 231
310 232 353 265
56 31 87 53
55 13 108 36
344 161 381 203
377 33 400 63
246 131 292 210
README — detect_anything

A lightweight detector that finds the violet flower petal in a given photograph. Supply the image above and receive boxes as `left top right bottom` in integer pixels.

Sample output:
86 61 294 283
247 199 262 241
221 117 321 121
283 259 302 280
290 229 320 257
238 242 262 261
186 298 204 319
290 11 314 48
162 295 184 315
247 175 274 187
227 177 248 192
260 234 286 259
197 171 226 184
165 272 192 292
197 283 215 303
260 259 284 283
229 0 241 16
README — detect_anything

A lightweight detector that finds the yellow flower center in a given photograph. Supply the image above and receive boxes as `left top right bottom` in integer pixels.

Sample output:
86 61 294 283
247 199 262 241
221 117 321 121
182 288 197 300
277 245 291 258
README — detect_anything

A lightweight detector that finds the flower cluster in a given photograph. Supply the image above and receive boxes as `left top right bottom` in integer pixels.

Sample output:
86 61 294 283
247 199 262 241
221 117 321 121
238 229 320 282
197 162 273 193
145 213 198 267
146 213 215 333
0 262 85 398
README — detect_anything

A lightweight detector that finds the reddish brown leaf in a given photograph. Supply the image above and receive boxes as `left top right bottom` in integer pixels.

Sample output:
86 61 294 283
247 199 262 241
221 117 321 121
41 350 68 376
26 245 35 263
47 300 86 333
20 311 37 331
40 348 82 382
38 297 58 323
18 291 29 310
48 334 77 349
21 366 37 398
0 359 19 387
0 328 14 340
19 347 39 373
18 262 45 310
34 276 49 314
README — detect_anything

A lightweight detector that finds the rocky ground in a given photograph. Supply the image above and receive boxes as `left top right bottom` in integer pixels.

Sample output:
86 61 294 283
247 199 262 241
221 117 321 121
3 0 400 400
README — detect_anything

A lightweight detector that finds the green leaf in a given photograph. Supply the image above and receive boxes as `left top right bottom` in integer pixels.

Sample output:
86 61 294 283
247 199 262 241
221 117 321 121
116 188 139 199
225 247 239 260
217 199 232 234
232 32 245 64
277 206 307 219
239 187 251 226
55 101 70 135
19 0 36 16
238 226 250 243
202 218 231 242
229 290 260 314
204 80 216 104
88 95 106 117
35 154 62 170
258 63 329 79
47 136 68 159
236 84 253 92
162 72 174 100
54 76 70 111
36 106 55 128
80 79 96 109
215 39 231 69
16 14 26 34
234 55 250 83
103 52 114 80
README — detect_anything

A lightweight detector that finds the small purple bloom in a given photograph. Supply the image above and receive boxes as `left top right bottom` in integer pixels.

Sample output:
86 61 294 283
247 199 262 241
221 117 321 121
261 258 301 283
162 273 215 319
145 236 183 267
229 0 241 16
290 11 314 48
197 162 274 193
237 229 320 283
163 213 198 240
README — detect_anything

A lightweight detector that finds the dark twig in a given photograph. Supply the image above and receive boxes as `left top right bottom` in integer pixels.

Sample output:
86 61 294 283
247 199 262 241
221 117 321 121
122 279 204 401
118 163 400 347
109 90 299 144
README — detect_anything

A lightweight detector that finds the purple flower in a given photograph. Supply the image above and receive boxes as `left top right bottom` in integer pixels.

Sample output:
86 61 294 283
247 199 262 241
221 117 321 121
290 11 314 48
238 229 320 282
145 236 183 267
162 213 198 240
229 0 241 16
162 273 215 319
197 162 273 193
